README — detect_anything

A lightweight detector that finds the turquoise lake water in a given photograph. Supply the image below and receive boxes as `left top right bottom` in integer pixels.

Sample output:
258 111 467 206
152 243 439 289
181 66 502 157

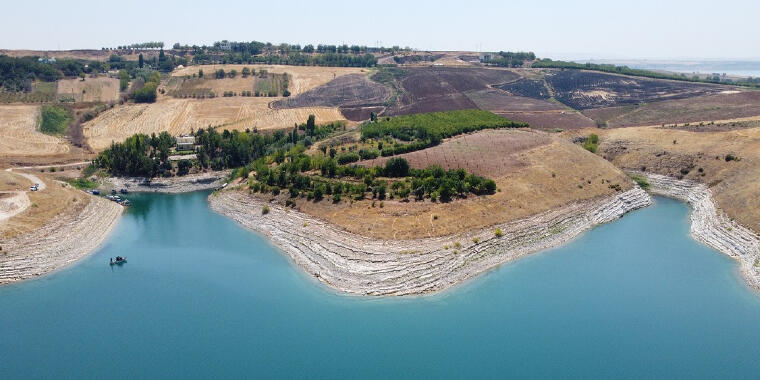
2 192 760 379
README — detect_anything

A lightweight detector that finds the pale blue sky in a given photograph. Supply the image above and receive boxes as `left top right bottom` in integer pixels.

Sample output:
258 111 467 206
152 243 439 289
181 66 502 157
2 0 758 59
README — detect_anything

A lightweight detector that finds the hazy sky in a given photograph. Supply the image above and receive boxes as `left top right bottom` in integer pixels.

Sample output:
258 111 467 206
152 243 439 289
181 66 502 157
2 0 758 60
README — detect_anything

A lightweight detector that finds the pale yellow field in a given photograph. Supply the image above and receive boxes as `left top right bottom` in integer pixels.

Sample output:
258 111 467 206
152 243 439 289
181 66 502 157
171 64 366 95
57 77 120 102
0 105 70 157
83 97 345 150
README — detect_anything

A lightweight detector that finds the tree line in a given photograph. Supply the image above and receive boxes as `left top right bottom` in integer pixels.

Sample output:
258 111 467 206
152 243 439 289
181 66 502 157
532 59 760 88
360 110 527 156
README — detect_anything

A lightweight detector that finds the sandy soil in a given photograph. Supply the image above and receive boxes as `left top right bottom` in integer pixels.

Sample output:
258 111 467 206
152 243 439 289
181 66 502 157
0 105 70 157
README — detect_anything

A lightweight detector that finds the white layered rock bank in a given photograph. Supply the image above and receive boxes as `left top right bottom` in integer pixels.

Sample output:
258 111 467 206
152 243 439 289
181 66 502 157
209 187 652 296
640 172 760 289
0 196 122 284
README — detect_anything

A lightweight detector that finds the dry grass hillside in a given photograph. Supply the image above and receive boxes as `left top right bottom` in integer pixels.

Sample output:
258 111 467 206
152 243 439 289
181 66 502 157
295 129 632 239
0 170 87 239
595 125 760 233
83 97 344 150
0 105 70 157
57 77 120 103
171 64 367 95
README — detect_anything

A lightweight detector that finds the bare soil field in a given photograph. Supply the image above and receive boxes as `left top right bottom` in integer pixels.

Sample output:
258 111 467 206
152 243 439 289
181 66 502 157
272 74 390 120
385 67 521 115
56 77 120 103
298 129 632 239
495 78 552 99
465 89 563 112
171 64 366 96
495 111 596 130
83 97 344 150
0 105 70 157
595 125 760 233
545 70 730 109
583 91 760 127
360 129 550 176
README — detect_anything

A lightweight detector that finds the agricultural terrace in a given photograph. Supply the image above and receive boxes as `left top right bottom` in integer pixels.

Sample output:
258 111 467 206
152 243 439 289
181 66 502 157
171 64 366 96
360 109 527 156
0 105 70 158
83 97 345 150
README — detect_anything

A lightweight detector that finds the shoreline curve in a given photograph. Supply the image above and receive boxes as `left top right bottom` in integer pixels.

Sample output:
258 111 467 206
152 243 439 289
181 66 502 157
209 187 652 296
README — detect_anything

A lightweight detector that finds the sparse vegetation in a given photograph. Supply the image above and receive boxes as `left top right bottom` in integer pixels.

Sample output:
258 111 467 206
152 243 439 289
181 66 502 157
629 174 650 190
582 134 599 153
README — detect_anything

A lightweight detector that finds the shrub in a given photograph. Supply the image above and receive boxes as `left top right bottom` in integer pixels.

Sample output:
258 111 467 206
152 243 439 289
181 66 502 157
336 152 360 165
261 205 270 215
494 228 503 237
384 157 410 177
39 105 71 135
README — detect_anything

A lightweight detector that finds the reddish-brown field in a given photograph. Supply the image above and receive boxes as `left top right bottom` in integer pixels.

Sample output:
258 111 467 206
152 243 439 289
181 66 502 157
495 111 596 130
465 89 563 112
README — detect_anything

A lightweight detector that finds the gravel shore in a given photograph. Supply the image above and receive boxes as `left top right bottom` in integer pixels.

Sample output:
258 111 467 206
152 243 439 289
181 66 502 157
639 172 760 289
0 195 122 284
209 187 652 296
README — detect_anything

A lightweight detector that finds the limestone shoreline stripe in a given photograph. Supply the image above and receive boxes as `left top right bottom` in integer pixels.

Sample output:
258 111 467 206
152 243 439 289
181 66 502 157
209 187 652 296
0 196 123 284
637 172 760 290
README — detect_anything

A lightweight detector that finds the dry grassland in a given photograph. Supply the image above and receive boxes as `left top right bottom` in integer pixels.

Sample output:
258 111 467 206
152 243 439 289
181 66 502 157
172 64 367 96
0 171 87 239
0 105 70 157
596 125 760 233
298 130 632 239
56 77 120 102
83 97 345 150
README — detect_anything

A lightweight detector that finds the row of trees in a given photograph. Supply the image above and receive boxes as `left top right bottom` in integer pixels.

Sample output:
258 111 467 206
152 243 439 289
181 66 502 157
250 155 496 203
111 42 165 50
481 51 536 67
193 51 377 67
532 59 760 88
360 110 527 156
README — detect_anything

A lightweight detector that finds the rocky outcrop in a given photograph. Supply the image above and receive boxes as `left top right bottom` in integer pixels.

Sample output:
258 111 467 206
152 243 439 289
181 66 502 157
101 171 230 194
209 187 652 296
640 172 760 289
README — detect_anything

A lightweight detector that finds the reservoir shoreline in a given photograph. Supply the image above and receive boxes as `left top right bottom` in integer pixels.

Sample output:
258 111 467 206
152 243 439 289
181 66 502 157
209 187 652 296
639 172 760 290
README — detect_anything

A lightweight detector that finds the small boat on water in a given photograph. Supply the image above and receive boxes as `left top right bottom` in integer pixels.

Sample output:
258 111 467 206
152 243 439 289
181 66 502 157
109 256 127 265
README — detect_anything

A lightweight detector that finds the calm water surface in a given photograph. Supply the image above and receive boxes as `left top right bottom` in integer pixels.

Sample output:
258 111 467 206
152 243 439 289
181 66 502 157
2 193 760 379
